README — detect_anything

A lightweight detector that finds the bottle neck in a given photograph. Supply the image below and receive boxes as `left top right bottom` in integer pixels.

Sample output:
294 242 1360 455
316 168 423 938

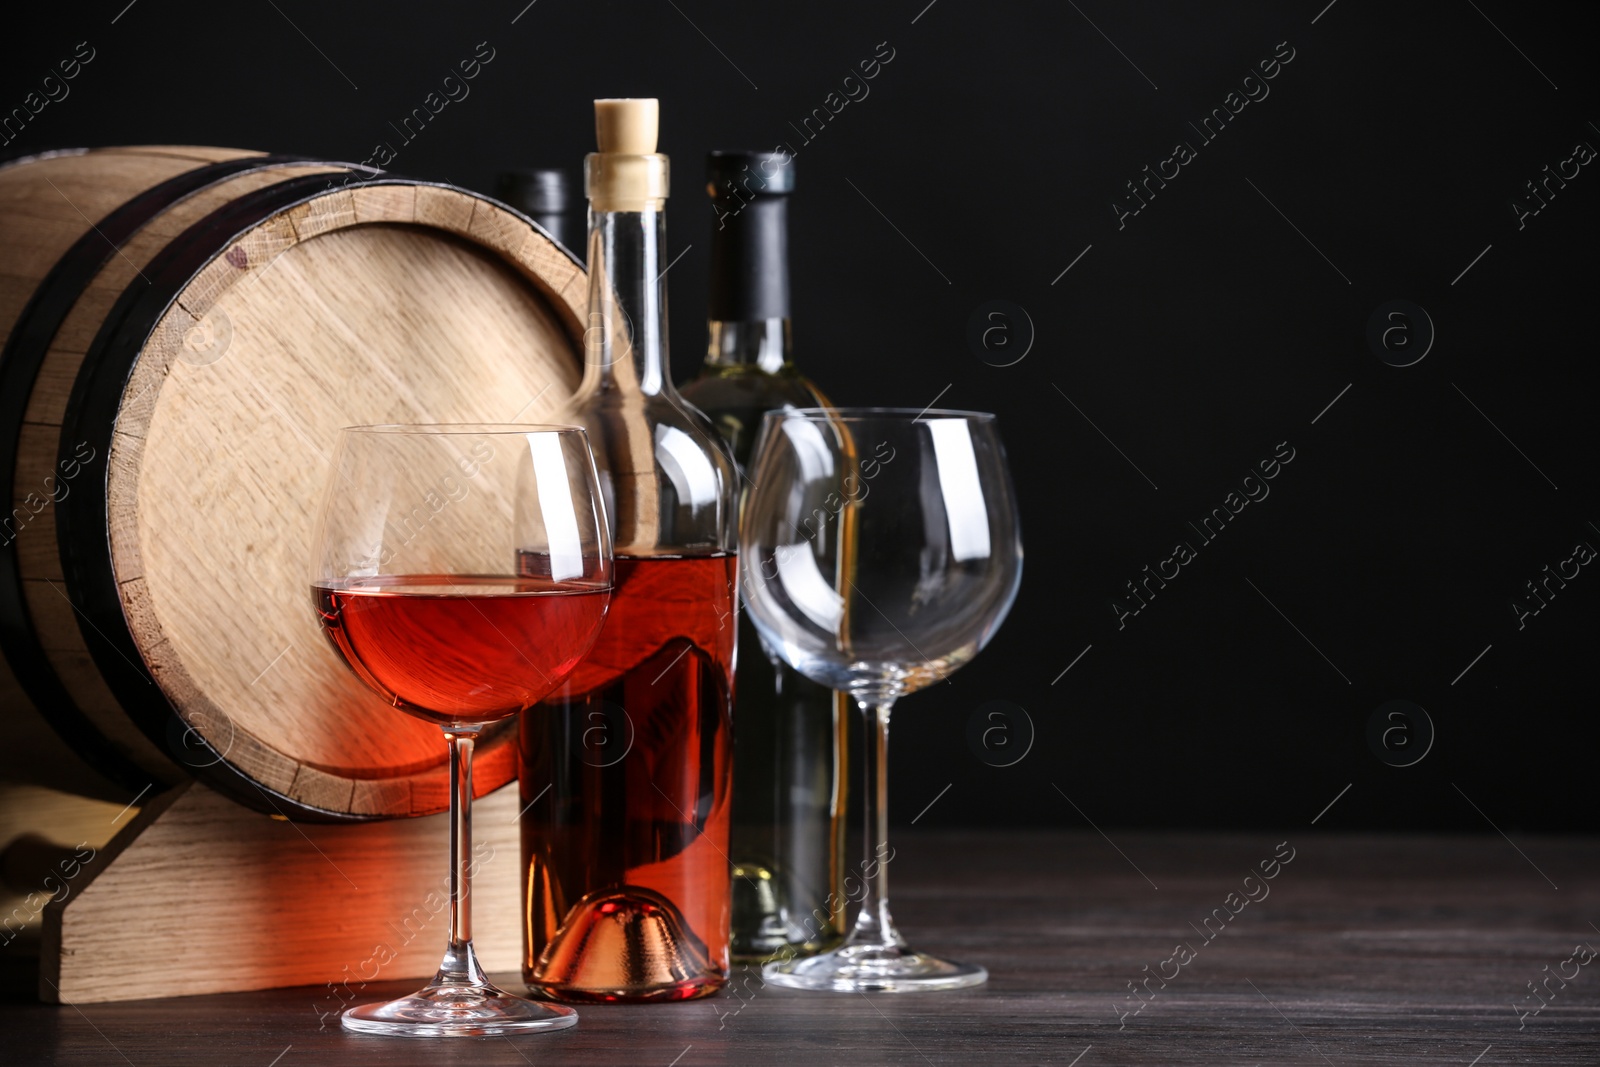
705 317 790 373
581 207 675 398
705 193 790 375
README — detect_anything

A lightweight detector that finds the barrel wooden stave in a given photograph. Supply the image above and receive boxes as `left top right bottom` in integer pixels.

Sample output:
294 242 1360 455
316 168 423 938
17 160 354 797
2 147 272 801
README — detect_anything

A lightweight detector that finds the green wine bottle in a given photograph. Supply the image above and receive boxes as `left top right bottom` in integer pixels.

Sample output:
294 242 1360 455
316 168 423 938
680 151 848 962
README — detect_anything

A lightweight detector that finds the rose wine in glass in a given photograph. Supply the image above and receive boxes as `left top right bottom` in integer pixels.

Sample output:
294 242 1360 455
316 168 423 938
315 576 609 725
310 424 611 1036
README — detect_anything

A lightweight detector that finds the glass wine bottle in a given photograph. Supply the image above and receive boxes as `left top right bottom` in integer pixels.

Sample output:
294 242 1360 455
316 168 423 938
493 167 573 252
679 150 848 962
519 99 739 1003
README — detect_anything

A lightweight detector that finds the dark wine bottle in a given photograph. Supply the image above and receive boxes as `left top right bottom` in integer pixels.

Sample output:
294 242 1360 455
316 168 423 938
494 168 573 251
679 150 848 962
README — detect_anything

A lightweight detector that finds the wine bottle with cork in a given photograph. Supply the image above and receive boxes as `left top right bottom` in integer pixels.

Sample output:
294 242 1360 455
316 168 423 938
518 99 739 1002
679 151 849 963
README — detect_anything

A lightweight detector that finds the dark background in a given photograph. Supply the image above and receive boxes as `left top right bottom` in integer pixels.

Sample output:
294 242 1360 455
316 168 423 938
4 0 1595 834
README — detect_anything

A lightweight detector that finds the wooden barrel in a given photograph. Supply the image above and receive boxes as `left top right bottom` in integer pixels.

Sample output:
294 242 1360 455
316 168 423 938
0 146 584 821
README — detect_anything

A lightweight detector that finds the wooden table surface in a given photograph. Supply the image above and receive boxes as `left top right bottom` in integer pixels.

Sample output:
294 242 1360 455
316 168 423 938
6 829 1599 1065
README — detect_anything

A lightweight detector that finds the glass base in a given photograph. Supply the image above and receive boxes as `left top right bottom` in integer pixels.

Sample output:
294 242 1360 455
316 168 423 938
342 979 578 1038
762 942 987 993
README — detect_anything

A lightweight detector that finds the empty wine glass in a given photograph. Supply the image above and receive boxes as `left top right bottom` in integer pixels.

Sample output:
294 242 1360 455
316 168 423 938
310 425 612 1035
740 408 1022 992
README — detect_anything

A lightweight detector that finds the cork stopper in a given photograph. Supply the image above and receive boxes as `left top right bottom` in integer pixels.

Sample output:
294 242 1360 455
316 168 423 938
595 98 658 154
587 98 669 212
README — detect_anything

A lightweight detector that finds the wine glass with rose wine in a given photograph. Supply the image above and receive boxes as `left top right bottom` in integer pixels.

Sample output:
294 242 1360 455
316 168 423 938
310 425 611 1036
740 408 1022 991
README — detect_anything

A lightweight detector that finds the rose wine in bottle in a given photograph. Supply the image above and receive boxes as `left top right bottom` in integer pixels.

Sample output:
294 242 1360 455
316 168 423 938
679 151 848 962
519 99 739 1002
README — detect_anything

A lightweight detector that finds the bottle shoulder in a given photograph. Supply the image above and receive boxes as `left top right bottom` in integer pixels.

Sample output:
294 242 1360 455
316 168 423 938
559 392 738 544
564 390 733 450
679 365 832 412
678 368 832 467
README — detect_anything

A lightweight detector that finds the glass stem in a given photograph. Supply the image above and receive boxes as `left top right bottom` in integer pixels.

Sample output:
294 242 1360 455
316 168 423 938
437 726 489 987
848 701 906 950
